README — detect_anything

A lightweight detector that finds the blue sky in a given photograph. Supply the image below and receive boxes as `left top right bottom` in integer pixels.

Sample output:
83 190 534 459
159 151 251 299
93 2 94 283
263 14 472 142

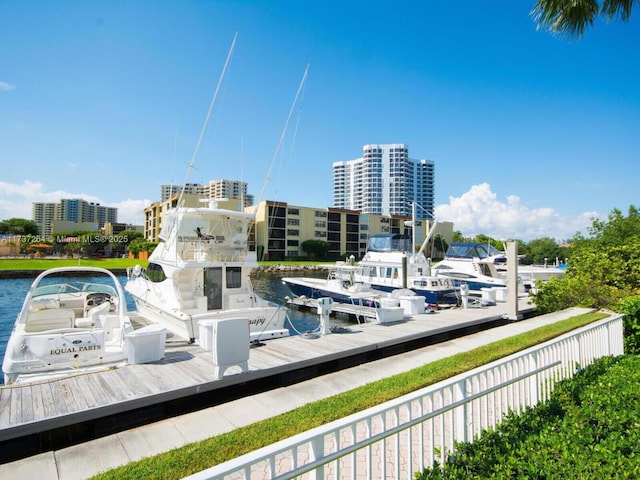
1 1 638 241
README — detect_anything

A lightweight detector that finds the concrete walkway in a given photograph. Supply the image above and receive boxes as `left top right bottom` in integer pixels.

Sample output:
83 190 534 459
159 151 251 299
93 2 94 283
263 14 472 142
0 307 592 480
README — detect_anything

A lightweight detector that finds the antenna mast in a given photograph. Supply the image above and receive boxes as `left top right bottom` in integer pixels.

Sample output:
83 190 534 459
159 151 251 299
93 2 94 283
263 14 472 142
258 63 310 204
178 31 238 207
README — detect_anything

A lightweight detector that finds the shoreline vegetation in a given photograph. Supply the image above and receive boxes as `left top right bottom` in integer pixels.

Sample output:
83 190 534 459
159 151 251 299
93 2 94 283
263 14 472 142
0 257 330 277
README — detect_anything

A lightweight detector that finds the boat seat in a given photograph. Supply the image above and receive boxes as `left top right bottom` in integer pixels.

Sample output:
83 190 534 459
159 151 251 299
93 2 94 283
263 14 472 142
30 297 60 310
25 308 75 332
75 301 111 328
102 315 123 343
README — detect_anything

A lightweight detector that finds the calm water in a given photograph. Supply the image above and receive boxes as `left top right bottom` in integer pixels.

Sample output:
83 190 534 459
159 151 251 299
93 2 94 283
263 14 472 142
0 271 329 385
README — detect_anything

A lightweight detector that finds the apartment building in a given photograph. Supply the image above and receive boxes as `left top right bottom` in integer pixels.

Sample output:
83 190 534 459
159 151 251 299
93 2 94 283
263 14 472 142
32 199 117 237
160 180 254 207
161 183 202 201
32 202 56 238
250 200 452 261
333 144 435 219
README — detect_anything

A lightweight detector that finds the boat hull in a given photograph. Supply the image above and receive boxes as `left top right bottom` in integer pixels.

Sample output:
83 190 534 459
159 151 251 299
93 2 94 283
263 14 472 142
282 277 381 306
366 282 460 307
3 328 130 384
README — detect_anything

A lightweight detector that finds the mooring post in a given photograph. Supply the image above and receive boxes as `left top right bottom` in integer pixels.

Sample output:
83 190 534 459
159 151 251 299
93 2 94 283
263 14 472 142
506 241 523 320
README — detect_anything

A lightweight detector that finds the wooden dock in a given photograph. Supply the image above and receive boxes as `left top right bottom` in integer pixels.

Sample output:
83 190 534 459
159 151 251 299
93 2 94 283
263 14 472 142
0 297 534 462
287 296 379 322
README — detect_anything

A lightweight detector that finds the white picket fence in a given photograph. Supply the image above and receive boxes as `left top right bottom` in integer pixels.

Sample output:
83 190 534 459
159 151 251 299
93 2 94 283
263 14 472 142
185 314 624 480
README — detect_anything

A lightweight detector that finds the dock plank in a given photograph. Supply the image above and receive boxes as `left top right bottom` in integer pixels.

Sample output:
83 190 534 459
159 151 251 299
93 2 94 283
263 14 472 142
0 389 11 428
19 385 34 424
47 381 74 418
9 385 22 426
92 369 137 404
39 381 56 421
30 383 47 421
80 372 113 407
0 388 14 428
108 368 151 400
67 376 94 412
157 356 212 387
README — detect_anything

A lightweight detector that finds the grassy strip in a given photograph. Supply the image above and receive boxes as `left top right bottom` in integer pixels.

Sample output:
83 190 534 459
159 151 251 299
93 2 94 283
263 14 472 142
90 311 608 480
0 258 148 270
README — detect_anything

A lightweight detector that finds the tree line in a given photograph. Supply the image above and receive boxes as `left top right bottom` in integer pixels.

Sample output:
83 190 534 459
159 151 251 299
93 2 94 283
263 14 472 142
0 218 156 258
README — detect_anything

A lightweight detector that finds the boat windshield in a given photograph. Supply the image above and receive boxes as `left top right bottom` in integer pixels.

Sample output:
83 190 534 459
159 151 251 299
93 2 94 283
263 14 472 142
367 234 411 253
446 243 503 259
32 278 117 298
162 209 250 244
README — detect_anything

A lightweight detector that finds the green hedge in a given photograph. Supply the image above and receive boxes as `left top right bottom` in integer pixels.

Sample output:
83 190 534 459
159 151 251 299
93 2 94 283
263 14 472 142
615 295 640 354
415 355 640 479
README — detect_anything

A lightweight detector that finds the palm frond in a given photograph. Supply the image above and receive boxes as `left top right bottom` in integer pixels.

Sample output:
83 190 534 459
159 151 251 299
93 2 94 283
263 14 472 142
531 0 600 38
602 0 638 20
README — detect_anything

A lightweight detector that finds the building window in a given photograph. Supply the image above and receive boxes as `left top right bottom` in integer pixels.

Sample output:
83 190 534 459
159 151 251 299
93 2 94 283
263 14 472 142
287 229 299 236
315 211 327 217
287 208 299 215
269 206 286 217
287 218 299 226
315 231 326 237
314 221 326 228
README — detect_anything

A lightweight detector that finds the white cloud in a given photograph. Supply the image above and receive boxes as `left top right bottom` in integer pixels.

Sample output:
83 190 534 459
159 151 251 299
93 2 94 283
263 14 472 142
434 183 597 241
112 199 150 225
0 180 597 240
0 180 149 226
0 81 16 91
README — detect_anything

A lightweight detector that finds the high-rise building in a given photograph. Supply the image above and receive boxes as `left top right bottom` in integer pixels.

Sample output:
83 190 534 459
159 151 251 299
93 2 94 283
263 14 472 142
202 180 254 207
31 199 117 237
332 144 434 219
160 183 203 201
160 180 254 207
32 203 57 238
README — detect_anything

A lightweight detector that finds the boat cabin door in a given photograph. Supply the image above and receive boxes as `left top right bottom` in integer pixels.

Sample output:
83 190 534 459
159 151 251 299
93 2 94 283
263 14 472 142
204 267 223 310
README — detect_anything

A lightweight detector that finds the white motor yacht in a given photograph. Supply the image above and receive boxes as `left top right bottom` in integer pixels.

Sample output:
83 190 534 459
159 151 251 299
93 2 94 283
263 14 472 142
126 199 290 344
